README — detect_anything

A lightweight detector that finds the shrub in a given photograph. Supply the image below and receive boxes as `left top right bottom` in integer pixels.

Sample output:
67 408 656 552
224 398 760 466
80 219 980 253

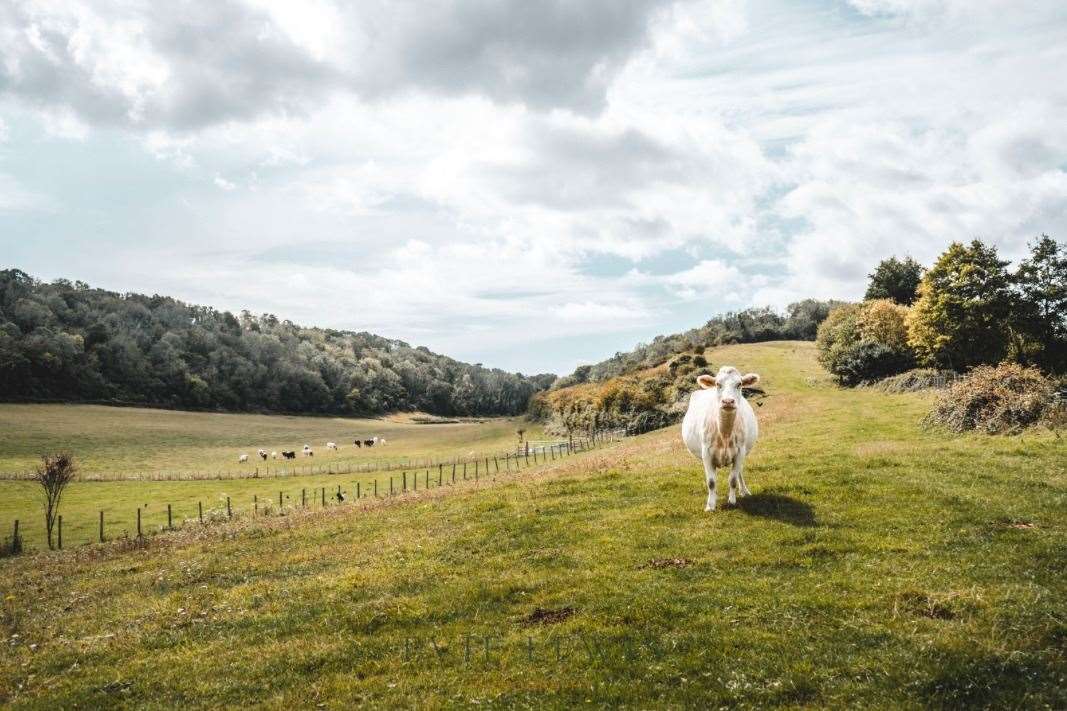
831 341 916 387
873 368 958 393
817 302 915 385
926 363 1057 434
626 410 672 435
858 299 910 350
815 303 863 372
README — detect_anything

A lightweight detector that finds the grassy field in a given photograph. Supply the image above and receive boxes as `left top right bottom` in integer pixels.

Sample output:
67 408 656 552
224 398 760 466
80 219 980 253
0 405 544 478
0 410 551 548
1 341 1065 708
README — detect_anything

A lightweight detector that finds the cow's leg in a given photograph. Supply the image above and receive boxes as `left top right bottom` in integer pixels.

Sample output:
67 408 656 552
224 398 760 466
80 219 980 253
736 452 752 496
700 446 717 512
728 452 746 505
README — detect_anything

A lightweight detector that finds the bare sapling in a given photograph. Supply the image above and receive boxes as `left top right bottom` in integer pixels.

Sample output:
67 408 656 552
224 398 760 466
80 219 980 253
34 453 78 550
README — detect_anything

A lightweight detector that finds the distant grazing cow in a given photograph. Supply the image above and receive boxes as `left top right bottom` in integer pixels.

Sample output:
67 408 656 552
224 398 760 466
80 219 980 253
326 442 338 451
681 366 760 511
238 454 249 463
364 439 375 448
353 440 362 448
379 438 387 446
336 490 345 503
282 450 296 459
303 444 313 457
270 451 278 459
258 449 268 460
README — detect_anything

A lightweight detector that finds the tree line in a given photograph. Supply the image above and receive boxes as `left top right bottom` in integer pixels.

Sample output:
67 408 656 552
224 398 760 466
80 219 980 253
818 236 1066 385
0 270 555 416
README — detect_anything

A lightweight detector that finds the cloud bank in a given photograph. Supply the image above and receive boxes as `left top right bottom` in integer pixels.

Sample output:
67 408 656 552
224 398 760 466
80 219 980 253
1 0 1065 373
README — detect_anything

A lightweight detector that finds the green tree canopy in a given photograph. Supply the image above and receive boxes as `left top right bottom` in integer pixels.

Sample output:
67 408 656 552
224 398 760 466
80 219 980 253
906 240 1013 370
865 256 924 305
1012 235 1067 371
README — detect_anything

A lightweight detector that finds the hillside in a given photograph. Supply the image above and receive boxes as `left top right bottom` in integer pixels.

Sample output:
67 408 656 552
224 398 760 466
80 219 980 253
2 342 1064 708
0 269 554 417
532 302 840 436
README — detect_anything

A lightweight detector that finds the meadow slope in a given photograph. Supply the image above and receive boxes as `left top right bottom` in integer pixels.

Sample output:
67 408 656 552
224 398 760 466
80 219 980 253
1 342 1065 709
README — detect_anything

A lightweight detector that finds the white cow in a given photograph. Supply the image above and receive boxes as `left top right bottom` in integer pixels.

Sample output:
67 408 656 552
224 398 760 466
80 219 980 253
681 366 760 511
326 442 338 451
238 453 249 463
303 444 313 457
270 451 278 459
378 438 387 446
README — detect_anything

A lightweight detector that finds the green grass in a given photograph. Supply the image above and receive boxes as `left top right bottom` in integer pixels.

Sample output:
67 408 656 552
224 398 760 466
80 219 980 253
0 408 546 548
1 341 1065 709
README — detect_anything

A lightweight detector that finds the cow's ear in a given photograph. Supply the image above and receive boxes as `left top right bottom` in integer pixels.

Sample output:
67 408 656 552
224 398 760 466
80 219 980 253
696 374 716 389
741 372 760 386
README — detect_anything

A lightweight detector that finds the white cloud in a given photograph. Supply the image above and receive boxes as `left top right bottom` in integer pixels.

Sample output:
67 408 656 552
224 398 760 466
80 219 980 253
1 0 1066 372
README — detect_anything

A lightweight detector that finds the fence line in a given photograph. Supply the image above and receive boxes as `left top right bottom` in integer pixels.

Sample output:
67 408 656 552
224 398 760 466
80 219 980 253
0 430 626 483
0 429 626 554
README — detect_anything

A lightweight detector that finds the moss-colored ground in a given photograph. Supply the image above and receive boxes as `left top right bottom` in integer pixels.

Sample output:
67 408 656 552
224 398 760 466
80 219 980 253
1 341 1064 709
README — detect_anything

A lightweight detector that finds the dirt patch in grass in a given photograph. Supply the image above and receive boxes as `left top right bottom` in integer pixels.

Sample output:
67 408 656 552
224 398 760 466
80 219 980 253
520 606 576 626
895 590 982 621
639 557 692 569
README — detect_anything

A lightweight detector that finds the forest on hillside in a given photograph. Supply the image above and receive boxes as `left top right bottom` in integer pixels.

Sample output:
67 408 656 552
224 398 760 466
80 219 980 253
0 269 555 416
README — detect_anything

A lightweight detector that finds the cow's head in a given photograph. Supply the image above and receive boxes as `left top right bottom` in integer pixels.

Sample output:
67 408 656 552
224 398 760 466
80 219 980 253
696 366 760 412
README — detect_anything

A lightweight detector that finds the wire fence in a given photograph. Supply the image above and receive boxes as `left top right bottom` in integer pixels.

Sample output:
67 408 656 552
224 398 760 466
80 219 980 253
0 429 626 556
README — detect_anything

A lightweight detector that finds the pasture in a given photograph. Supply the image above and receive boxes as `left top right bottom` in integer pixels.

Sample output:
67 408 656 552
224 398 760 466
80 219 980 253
0 409 548 548
0 406 544 478
1 342 1065 708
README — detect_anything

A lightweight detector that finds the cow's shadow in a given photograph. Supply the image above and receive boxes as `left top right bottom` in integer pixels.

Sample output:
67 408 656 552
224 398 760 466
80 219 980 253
737 492 817 527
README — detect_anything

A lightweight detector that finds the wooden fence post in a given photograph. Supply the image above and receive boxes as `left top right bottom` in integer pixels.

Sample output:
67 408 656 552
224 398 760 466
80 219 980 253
321 488 326 507
12 520 19 551
58 515 62 550
227 496 232 519
167 504 173 530
463 462 467 480
494 456 500 472
403 471 408 492
99 510 104 542
279 491 283 509
374 479 378 497
302 488 306 507
137 508 142 537
357 482 361 499
199 501 203 524
253 496 258 517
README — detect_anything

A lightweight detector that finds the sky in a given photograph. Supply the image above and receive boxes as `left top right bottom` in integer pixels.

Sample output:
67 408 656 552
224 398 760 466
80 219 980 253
1 0 1066 375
